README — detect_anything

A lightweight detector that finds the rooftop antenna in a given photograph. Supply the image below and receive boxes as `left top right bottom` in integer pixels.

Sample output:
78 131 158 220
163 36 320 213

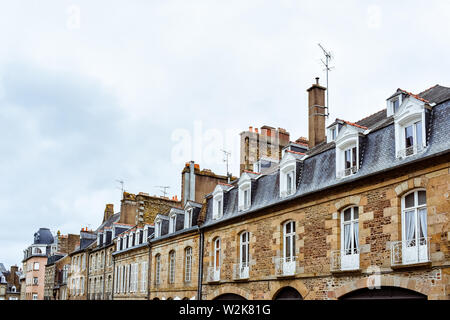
155 186 170 197
221 149 231 183
318 43 334 118
116 179 125 194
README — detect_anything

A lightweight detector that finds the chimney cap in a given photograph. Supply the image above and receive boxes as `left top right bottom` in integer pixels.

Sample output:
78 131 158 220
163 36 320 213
315 77 320 84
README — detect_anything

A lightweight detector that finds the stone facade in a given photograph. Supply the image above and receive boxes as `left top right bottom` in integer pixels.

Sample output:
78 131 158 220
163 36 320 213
150 230 200 300
113 244 149 300
87 243 115 300
200 157 450 300
68 250 88 300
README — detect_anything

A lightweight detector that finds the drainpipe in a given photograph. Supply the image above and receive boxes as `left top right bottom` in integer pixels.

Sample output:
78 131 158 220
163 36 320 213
147 241 152 300
197 228 204 300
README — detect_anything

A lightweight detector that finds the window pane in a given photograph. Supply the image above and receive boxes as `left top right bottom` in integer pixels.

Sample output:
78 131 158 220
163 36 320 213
405 125 414 148
418 191 426 205
344 208 351 221
415 121 423 147
393 98 399 112
285 222 291 234
352 147 357 167
345 149 351 169
353 207 359 219
291 221 295 233
285 236 291 258
405 193 415 208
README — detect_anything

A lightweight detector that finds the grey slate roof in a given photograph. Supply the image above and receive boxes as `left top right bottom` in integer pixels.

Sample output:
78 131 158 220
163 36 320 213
33 228 54 244
201 86 450 229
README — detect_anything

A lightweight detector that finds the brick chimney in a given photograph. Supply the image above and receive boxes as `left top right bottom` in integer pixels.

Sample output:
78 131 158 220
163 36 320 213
307 77 327 148
103 203 114 223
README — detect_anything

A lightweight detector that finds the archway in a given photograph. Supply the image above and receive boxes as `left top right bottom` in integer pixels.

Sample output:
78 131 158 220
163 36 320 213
214 293 246 300
273 286 303 300
339 286 427 300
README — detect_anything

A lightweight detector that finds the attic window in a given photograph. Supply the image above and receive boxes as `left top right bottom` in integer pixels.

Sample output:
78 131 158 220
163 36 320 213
239 183 251 211
185 208 193 228
155 220 161 238
280 155 296 198
335 126 360 179
392 97 400 113
169 215 176 233
213 190 224 220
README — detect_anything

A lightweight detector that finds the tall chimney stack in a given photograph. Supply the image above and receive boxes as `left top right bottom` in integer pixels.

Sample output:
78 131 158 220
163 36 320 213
307 77 327 148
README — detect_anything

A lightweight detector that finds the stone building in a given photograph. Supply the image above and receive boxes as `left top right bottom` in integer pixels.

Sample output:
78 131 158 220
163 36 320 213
67 229 96 300
54 255 71 300
22 228 58 300
112 223 152 300
0 264 21 300
149 201 203 300
198 82 450 300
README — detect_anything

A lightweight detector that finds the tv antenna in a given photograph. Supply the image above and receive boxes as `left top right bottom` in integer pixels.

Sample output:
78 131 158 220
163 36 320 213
318 43 334 117
221 149 231 183
116 179 125 193
155 186 170 197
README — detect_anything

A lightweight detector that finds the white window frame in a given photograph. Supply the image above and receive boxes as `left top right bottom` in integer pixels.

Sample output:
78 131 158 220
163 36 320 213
185 247 192 283
280 154 296 198
169 251 176 284
155 254 161 285
184 208 193 228
239 232 250 278
213 238 221 275
239 183 251 211
340 206 360 270
155 219 162 238
169 214 176 233
213 192 224 219
335 126 360 179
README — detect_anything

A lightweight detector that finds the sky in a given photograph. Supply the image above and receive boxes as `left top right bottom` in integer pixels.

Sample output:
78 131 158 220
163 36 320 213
0 0 449 269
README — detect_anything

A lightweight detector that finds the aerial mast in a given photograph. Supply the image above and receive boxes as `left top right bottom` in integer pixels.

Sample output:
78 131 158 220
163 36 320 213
318 43 334 118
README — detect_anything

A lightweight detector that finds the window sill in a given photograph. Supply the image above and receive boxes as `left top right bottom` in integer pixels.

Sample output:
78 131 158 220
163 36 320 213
391 261 431 270
276 273 296 279
330 268 362 276
232 277 249 282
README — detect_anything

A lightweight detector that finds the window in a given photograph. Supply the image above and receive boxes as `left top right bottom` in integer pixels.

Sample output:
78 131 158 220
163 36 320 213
336 143 358 178
33 277 38 285
283 221 296 263
155 220 162 238
185 208 193 228
119 237 123 251
140 262 147 292
280 154 296 198
238 174 252 211
239 232 250 279
138 230 143 244
169 251 176 284
185 247 192 283
33 262 39 271
400 190 428 264
404 120 423 156
169 215 176 233
213 192 224 219
392 97 400 113
32 293 38 300
213 238 221 273
155 254 161 285
132 232 136 247
340 206 359 270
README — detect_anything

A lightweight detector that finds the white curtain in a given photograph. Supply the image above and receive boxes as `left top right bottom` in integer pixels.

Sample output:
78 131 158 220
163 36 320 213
405 210 416 244
354 222 359 253
419 208 427 240
344 224 351 254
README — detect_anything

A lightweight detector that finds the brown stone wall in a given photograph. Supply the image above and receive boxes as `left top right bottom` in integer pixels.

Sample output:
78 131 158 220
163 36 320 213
201 159 450 300
67 251 88 300
150 232 200 300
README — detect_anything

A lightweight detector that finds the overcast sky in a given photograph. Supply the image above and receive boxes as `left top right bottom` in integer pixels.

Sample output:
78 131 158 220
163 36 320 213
0 1 449 268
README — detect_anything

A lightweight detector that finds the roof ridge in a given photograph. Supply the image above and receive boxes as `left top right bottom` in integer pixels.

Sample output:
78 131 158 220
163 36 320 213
336 118 368 130
398 88 430 103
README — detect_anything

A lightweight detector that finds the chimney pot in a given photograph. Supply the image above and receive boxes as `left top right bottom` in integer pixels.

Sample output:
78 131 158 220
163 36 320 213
249 126 253 132
315 77 319 85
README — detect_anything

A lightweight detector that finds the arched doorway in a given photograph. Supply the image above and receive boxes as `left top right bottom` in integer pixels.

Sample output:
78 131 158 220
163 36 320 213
339 286 427 300
274 286 303 300
214 293 246 300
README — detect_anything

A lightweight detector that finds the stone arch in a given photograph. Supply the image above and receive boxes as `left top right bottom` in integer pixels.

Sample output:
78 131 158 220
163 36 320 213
333 274 431 299
394 177 428 197
269 280 309 300
207 284 253 300
273 286 303 300
334 195 363 213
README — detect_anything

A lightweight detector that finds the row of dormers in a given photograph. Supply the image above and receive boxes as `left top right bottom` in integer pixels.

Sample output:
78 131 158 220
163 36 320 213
210 89 437 221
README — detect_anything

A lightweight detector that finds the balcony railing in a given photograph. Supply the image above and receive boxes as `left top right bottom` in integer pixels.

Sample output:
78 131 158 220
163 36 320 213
397 144 424 159
391 237 431 267
330 248 360 272
206 266 221 282
274 257 296 277
233 263 249 280
337 166 358 178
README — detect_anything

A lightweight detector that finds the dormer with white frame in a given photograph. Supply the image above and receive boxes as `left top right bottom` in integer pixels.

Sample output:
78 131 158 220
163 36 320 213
154 214 168 238
212 184 228 219
327 120 345 143
393 93 431 159
386 90 407 117
335 123 366 179
238 172 257 211
279 151 303 198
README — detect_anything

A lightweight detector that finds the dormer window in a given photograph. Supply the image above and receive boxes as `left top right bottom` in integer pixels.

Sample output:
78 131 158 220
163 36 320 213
169 214 176 233
238 174 252 211
143 226 148 242
387 92 404 116
185 208 193 228
212 187 224 220
335 125 363 179
155 219 162 238
280 153 297 198
394 95 427 159
392 97 400 113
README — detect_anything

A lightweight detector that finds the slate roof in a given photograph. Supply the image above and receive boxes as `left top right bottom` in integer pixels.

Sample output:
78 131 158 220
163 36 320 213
201 85 450 229
33 228 54 244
